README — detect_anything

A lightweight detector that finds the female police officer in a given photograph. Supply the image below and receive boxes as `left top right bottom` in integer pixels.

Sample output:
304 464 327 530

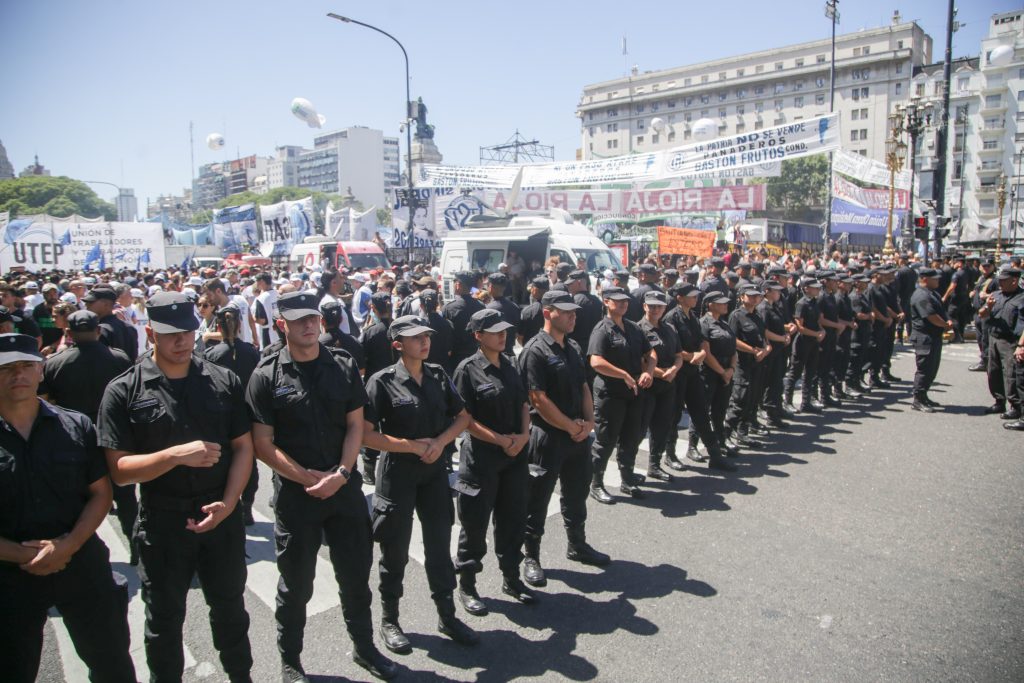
638 291 683 482
700 292 739 458
452 308 534 617
362 315 476 653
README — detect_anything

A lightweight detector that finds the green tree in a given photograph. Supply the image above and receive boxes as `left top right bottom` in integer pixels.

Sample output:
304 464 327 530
376 206 392 227
766 156 830 214
191 209 213 224
0 176 117 219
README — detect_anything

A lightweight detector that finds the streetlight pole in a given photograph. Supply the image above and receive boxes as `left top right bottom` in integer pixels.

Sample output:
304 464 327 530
822 0 839 259
327 13 415 265
996 175 1007 258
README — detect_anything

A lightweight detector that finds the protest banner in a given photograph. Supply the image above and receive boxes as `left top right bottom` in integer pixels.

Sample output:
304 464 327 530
656 226 716 257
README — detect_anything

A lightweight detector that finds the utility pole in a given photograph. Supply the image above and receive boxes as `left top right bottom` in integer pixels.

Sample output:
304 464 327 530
822 0 839 258
931 0 956 258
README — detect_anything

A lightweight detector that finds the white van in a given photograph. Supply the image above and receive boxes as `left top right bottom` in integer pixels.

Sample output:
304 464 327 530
290 237 391 272
438 209 625 299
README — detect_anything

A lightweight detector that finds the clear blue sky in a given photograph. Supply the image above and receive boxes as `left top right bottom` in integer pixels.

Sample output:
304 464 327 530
0 0 1015 211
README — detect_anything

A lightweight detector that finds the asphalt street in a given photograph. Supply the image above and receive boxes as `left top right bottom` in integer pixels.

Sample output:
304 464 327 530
40 341 1023 682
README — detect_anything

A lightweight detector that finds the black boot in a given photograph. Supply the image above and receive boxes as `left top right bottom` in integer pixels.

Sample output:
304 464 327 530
457 572 488 616
705 439 737 472
352 644 398 681
783 387 797 414
844 382 863 398
502 574 537 604
821 384 840 407
664 449 687 471
589 465 615 505
379 600 411 654
911 395 934 413
881 369 900 383
522 536 546 587
646 453 673 482
566 528 610 566
720 431 739 457
684 431 706 463
281 657 309 683
436 594 480 646
619 467 645 498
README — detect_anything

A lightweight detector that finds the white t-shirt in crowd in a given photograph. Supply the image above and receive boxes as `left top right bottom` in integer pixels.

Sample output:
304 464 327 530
255 289 280 348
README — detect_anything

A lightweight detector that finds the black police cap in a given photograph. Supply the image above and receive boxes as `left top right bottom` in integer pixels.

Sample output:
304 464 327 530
541 290 581 310
278 292 321 321
643 291 669 306
530 276 550 290
469 309 515 333
82 285 117 302
487 272 509 286
147 291 200 334
67 310 99 332
668 283 698 297
601 286 631 301
370 291 393 310
388 315 434 340
0 333 43 366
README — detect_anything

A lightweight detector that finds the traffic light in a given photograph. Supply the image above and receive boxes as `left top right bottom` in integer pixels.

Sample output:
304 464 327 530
935 215 951 241
913 214 929 240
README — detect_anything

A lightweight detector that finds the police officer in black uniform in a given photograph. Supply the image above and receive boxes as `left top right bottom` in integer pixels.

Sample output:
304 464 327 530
39 310 136 549
246 291 396 682
360 292 397 484
588 286 655 503
518 290 609 588
84 284 138 360
452 309 535 616
755 282 792 428
99 291 254 683
420 289 455 374
724 286 770 449
879 266 904 383
699 257 729 313
663 284 736 472
443 271 486 370
637 291 682 482
318 299 366 373
700 293 739 458
969 259 998 371
204 304 262 527
485 272 521 355
834 275 858 398
784 278 825 413
846 274 875 394
816 271 845 407
517 276 549 348
979 266 1024 420
908 269 952 412
0 333 136 683
568 270 603 360
628 263 662 323
362 316 477 652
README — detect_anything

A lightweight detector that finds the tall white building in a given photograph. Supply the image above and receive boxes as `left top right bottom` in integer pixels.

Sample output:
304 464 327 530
911 10 1024 242
577 15 932 166
115 188 138 222
267 145 306 190
296 127 391 209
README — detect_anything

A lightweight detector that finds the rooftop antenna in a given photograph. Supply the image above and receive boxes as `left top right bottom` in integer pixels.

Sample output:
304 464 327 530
622 34 628 77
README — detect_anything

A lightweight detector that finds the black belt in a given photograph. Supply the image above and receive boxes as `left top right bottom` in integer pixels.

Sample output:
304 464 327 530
141 490 223 513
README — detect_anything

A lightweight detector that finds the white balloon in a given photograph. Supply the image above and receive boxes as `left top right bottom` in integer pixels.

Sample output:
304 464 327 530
692 118 718 142
989 44 1014 67
206 133 225 151
291 97 327 129
650 117 666 133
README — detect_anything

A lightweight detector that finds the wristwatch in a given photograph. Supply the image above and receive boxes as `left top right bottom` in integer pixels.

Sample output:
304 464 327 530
332 465 351 481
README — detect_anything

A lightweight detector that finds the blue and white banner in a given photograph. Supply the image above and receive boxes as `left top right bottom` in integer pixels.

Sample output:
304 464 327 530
1 220 166 272
829 197 905 238
213 204 258 252
258 197 313 259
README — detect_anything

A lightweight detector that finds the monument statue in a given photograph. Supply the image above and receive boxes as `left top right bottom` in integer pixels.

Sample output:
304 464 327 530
413 97 435 141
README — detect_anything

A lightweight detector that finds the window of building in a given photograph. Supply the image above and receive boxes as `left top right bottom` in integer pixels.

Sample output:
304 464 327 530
1018 91 1024 102
934 82 945 97
668 100 676 108
636 119 644 129
755 120 764 130
795 96 804 108
755 102 764 113
774 83 785 94
851 110 859 121
816 77 826 88
863 46 870 55
979 199 996 213
609 107 618 117
861 87 869 98
651 102 660 111
861 108 868 118
957 77 970 93
719 92 728 101
737 104 745 115
589 127 595 136
700 94 710 104
817 54 827 63
895 83 903 95
796 58 805 67
608 139 619 149
986 94 1003 108
737 68 745 77
774 99 784 110
684 96 693 106
983 140 999 150
684 77 692 86
667 131 676 142
860 128 867 139
701 109 709 118
719 71 727 80
606 123 618 132
588 112 594 121
956 104 969 121
636 135 644 145
897 40 904 49
684 130 692 140
755 86 765 95
795 80 805 90
857 149 867 157
719 107 727 118
636 103 645 113
756 65 765 74
684 112 692 122
652 134 660 144
701 75 709 84
737 123 746 133
916 83 925 96
775 61 784 71
816 93 825 105
896 63 903 74
852 88 860 101
853 47 861 56
737 88 747 98
652 84 660 91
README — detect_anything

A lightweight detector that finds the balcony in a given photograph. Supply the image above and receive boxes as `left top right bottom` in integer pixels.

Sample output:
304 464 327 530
975 183 999 197
981 99 1008 114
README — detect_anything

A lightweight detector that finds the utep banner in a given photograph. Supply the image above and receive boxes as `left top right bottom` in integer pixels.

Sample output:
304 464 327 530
483 185 765 215
656 226 716 257
258 197 313 258
1 219 166 272
213 204 258 252
417 115 837 188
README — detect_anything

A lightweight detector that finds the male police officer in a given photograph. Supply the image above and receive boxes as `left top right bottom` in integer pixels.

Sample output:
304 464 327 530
247 291 396 682
443 271 486 369
485 272 521 355
39 310 135 556
518 276 550 348
84 284 138 360
0 333 136 683
518 290 609 587
908 269 952 412
99 291 254 683
979 267 1024 420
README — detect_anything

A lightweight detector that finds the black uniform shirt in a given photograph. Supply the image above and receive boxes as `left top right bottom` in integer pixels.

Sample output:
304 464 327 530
757 300 787 338
728 307 766 348
639 318 680 394
364 361 464 443
569 291 603 352
99 312 138 360
518 301 544 347
0 401 107 542
205 340 261 387
13 308 41 339
910 286 947 337
699 275 729 312
247 344 366 471
628 284 662 323
883 280 901 314
849 290 873 341
819 291 839 337
663 307 703 376
950 268 970 304
486 296 522 355
518 330 586 430
40 341 131 422
361 320 396 379
836 292 854 340
424 311 455 372
98 355 249 499
442 295 485 365
318 328 366 371
454 350 527 450
988 287 1024 341
794 295 822 331
700 314 737 368
587 317 652 399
